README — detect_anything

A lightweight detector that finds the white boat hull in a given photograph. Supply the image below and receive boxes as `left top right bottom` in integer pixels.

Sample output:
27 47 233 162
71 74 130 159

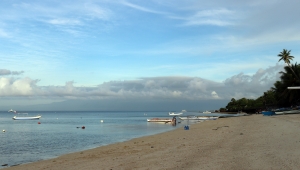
169 113 183 116
147 118 172 122
275 109 300 115
197 116 218 120
12 115 41 120
179 116 218 120
169 112 183 116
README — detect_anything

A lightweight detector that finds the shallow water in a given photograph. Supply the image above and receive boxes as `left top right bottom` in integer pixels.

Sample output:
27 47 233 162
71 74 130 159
0 111 236 168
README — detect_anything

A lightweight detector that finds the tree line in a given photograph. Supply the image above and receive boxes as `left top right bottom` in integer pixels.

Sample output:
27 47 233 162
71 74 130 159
221 49 300 113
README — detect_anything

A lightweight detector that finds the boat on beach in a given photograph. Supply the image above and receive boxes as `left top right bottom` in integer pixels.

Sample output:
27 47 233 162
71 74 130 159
237 112 249 116
274 107 300 115
197 116 219 120
12 113 41 120
179 116 218 120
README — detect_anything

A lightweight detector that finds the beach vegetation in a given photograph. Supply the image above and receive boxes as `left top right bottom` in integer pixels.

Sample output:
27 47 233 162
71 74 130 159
272 63 300 106
278 49 300 81
222 49 300 113
226 97 256 112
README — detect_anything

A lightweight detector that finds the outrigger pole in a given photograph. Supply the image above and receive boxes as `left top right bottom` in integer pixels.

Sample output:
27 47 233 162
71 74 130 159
288 87 300 89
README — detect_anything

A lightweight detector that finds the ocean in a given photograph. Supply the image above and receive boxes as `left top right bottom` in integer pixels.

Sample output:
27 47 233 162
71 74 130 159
0 111 236 168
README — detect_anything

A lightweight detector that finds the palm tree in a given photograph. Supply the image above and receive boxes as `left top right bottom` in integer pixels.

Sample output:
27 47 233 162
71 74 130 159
272 63 300 106
278 49 300 80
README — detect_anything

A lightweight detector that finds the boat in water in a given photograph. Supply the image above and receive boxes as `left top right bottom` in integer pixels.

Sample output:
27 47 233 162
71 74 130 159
147 118 172 122
203 111 212 114
168 109 187 116
12 113 41 120
168 112 183 116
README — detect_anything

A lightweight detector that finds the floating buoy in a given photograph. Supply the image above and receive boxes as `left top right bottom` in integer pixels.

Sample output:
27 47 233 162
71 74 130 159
2 130 5 132
38 122 41 124
100 120 103 123
82 126 85 129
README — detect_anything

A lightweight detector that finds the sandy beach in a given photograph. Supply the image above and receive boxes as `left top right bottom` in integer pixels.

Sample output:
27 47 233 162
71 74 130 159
5 114 300 170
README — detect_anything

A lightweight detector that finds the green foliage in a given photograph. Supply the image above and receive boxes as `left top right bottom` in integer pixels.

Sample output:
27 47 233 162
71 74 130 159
278 49 294 65
221 49 300 112
278 49 300 81
225 97 261 112
272 63 300 106
219 108 227 112
225 93 275 112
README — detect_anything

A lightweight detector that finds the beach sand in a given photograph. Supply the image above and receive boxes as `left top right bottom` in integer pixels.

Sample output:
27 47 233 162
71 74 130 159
5 114 300 170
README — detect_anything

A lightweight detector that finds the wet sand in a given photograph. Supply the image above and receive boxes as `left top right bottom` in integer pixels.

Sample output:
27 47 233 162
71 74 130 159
5 114 300 170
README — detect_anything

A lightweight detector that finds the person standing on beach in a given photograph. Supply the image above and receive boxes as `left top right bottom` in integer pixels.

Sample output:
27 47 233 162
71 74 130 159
172 116 176 126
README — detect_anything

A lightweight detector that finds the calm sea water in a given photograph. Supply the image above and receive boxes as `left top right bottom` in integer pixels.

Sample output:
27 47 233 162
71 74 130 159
0 111 236 168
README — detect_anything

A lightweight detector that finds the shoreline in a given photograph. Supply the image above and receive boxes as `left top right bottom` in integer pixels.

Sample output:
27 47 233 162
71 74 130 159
5 114 300 170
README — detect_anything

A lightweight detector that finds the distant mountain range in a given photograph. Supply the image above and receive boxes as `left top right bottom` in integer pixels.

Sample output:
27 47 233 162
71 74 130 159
2 98 229 112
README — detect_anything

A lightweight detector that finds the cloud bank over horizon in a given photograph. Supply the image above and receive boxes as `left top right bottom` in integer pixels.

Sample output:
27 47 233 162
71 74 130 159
0 64 283 111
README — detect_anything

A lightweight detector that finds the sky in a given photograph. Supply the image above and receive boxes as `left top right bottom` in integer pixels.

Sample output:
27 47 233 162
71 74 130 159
1 0 300 111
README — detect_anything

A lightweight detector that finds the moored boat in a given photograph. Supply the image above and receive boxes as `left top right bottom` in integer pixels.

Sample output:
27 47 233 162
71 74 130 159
12 113 41 120
168 112 183 116
203 111 212 114
147 118 172 122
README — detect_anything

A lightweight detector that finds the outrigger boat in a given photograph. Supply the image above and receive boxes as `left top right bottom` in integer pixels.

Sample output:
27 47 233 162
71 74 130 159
168 112 183 116
12 113 41 120
274 108 300 115
179 116 218 120
168 110 186 116
147 118 172 122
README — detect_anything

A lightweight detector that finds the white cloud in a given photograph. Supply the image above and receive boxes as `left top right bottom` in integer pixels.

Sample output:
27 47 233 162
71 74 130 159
0 77 38 96
47 19 82 26
183 8 236 26
172 91 182 97
211 91 219 98
2 1 114 27
120 0 167 14
83 3 113 20
0 64 282 101
223 64 283 99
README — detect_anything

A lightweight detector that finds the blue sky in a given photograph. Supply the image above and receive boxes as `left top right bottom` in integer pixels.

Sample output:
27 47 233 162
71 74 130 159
0 0 300 111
